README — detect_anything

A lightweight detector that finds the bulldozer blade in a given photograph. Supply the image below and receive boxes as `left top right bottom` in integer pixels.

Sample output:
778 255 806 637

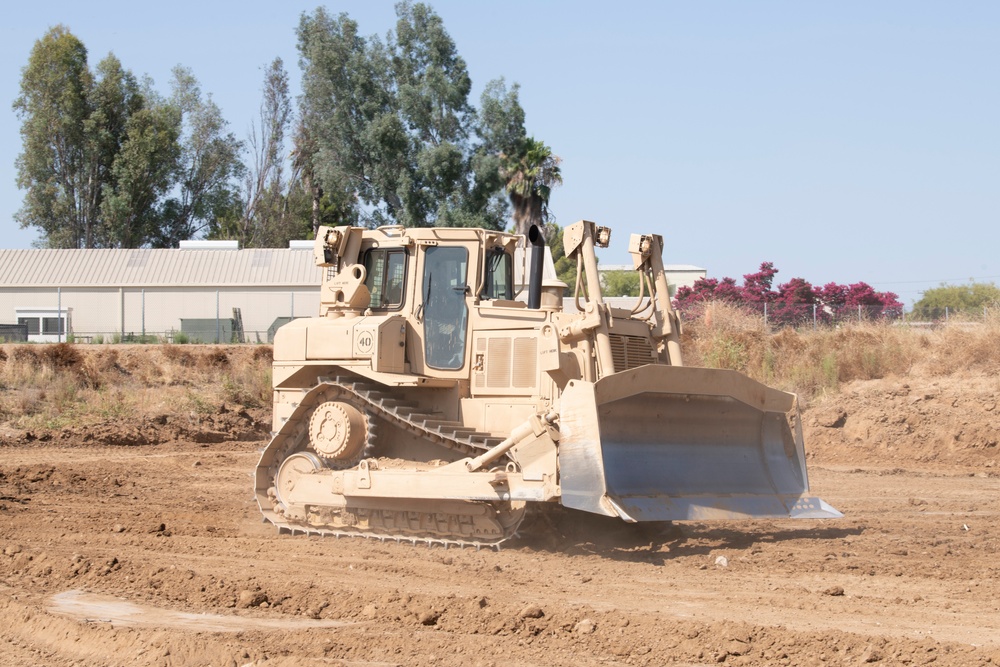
557 365 842 522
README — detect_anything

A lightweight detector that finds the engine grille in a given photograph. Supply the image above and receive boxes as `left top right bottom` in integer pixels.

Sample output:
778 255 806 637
476 335 538 390
609 334 656 370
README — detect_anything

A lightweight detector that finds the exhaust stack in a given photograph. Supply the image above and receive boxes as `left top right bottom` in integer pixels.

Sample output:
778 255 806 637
527 225 545 310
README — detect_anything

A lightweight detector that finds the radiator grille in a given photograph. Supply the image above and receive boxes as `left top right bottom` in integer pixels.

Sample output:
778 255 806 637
487 338 511 387
511 338 537 388
609 334 655 370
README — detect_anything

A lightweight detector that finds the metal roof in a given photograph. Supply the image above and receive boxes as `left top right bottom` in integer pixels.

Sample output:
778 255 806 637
0 248 322 288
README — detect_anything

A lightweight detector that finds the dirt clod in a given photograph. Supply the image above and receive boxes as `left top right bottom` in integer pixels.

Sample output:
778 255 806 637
237 590 268 608
519 604 544 619
416 608 440 625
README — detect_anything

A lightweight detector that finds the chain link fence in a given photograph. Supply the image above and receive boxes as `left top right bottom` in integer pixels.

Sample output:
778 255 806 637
677 301 998 330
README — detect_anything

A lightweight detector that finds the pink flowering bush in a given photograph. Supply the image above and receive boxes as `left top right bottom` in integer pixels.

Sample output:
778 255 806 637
674 262 903 326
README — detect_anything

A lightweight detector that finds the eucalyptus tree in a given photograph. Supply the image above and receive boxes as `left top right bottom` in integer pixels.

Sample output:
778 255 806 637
98 103 181 248
214 57 305 247
296 2 547 232
156 66 244 247
14 26 102 247
13 26 241 248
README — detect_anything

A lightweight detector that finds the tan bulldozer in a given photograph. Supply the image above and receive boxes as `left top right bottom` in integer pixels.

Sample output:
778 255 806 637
255 221 840 547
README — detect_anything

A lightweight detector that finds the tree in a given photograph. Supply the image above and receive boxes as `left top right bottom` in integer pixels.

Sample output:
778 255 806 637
157 66 244 247
674 277 742 306
98 103 180 247
545 223 577 291
500 137 563 237
740 262 778 307
602 270 641 297
289 117 359 236
14 26 240 249
911 282 998 320
212 58 312 247
771 277 818 327
297 8 409 227
13 26 96 248
296 3 548 232
817 281 903 320
476 79 526 157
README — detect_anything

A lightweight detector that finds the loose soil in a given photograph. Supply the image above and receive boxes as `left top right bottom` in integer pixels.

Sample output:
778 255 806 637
2 358 999 665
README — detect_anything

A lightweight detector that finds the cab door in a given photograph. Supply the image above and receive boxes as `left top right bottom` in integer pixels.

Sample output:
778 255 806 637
421 246 469 370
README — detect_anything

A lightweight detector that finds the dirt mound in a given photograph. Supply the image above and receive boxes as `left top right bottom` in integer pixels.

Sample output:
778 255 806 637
0 404 268 448
55 404 269 447
805 373 1000 468
0 344 273 448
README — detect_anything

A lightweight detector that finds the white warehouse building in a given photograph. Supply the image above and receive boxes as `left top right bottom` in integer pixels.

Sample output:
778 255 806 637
0 241 321 343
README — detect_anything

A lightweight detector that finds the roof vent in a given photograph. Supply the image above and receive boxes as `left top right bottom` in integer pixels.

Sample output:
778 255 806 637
179 240 239 250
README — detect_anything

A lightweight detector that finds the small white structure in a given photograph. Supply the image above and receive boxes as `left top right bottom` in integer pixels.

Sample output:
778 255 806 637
15 307 72 343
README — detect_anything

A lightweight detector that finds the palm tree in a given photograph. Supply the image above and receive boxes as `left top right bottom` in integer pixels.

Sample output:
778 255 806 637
500 137 562 237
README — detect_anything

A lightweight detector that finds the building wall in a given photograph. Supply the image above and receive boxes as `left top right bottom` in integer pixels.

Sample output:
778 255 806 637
0 286 320 342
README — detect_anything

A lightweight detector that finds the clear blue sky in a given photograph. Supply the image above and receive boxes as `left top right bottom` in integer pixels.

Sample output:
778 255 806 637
2 1 998 304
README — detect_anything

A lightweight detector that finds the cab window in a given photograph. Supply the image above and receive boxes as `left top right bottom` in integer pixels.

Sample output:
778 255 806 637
363 248 407 310
482 247 513 301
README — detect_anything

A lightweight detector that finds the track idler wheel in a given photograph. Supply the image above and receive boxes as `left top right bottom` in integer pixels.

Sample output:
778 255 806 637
309 400 368 462
273 451 324 509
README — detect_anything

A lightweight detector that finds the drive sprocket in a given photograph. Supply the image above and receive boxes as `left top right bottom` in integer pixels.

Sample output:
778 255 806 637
308 400 368 463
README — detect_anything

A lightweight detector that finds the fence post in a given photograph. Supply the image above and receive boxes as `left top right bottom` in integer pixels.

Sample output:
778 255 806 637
57 287 62 343
945 306 949 323
141 288 146 340
120 287 125 341
813 304 817 329
216 290 221 344
763 302 768 329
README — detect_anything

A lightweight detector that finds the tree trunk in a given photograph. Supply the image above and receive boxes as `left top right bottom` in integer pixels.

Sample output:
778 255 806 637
511 193 533 238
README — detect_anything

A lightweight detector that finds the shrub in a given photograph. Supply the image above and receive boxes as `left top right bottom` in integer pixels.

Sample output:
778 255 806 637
40 343 82 369
911 282 1000 320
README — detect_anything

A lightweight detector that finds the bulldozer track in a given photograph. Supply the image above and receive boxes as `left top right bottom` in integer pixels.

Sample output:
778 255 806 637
255 375 523 549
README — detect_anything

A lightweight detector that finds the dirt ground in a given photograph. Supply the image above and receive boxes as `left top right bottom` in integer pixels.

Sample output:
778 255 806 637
1 370 999 666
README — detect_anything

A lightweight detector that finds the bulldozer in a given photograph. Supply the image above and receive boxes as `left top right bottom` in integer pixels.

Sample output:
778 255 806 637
255 221 840 548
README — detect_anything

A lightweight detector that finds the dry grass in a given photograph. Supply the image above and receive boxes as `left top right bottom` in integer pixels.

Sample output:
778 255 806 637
0 344 273 431
2 312 997 431
681 301 1000 401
